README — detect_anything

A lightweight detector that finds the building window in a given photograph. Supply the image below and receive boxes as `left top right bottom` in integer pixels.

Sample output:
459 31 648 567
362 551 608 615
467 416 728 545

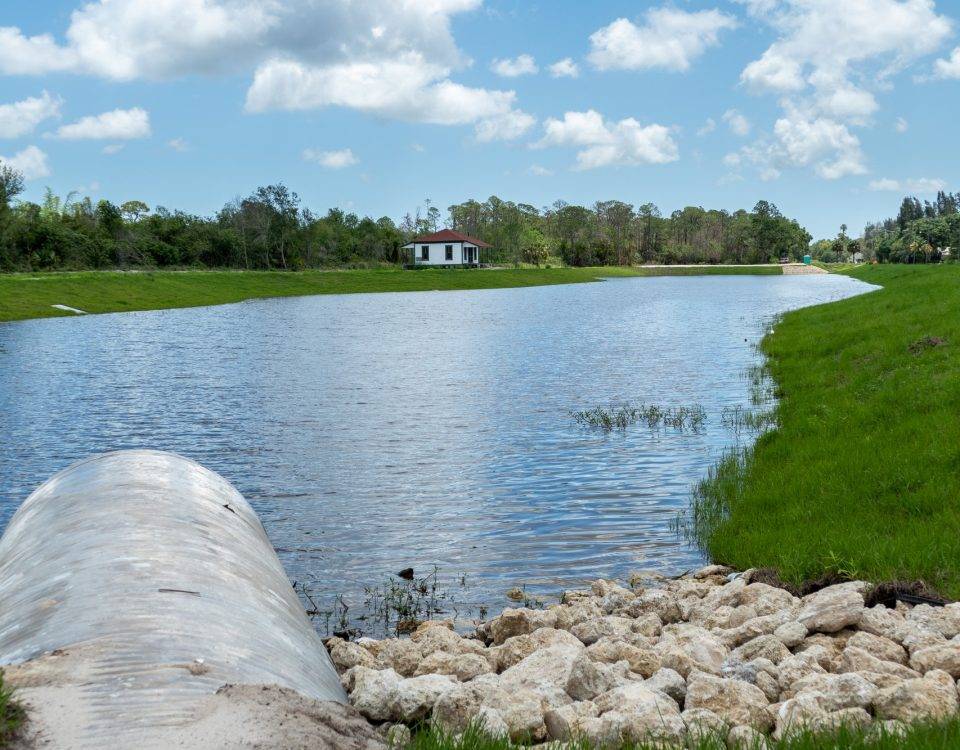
445 245 453 261
421 245 429 261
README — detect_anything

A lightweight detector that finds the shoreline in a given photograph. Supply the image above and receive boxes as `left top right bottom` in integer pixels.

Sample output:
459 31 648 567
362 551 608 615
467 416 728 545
0 265 791 323
324 565 960 748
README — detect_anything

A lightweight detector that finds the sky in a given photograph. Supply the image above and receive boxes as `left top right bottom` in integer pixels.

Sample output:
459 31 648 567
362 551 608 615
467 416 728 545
1 0 959 240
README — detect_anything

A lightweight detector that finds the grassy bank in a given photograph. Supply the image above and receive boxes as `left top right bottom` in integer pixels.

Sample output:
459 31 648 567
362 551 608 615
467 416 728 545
690 264 960 597
0 265 781 323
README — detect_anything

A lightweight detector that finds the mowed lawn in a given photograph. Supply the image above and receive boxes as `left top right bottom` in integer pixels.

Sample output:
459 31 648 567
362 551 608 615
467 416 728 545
694 264 960 597
0 265 781 323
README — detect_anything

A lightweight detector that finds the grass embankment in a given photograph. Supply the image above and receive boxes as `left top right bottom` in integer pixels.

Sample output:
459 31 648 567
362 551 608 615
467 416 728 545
691 264 960 596
0 265 782 323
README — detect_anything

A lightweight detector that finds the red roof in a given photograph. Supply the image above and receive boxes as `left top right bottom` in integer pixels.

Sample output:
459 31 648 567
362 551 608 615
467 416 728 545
409 229 491 247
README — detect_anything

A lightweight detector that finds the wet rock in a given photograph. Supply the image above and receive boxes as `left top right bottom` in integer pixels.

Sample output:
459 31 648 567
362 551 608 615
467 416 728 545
797 586 864 634
685 673 773 732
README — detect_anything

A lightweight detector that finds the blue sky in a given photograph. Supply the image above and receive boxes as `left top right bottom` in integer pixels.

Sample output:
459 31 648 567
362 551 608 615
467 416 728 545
1 0 958 239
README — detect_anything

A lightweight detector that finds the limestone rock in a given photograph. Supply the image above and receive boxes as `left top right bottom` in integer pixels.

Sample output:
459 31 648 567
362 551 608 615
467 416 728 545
474 706 510 739
858 605 905 641
809 707 872 733
773 621 808 649
910 642 960 678
685 673 773 732
874 670 960 723
387 674 457 722
797 586 864 634
543 700 599 741
489 627 583 672
587 637 661 677
488 608 558 644
790 672 876 711
626 590 682 624
645 667 687 704
846 630 908 665
682 707 728 742
328 638 376 672
349 667 403 722
731 634 791 665
840 646 920 679
570 616 634 645
414 651 491 682
371 639 424 677
727 724 769 749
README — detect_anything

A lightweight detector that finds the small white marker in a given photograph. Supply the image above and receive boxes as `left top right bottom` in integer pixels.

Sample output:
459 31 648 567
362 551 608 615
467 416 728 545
51 304 87 315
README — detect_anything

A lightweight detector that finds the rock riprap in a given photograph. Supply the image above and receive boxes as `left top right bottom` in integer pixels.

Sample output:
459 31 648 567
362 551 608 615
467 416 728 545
326 568 960 746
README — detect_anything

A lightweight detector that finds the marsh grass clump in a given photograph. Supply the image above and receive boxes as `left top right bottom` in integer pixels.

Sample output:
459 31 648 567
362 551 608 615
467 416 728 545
721 404 778 436
299 567 487 638
572 404 706 433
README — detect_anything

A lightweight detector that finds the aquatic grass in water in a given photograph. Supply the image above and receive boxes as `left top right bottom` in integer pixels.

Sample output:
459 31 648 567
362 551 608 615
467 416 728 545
572 404 707 432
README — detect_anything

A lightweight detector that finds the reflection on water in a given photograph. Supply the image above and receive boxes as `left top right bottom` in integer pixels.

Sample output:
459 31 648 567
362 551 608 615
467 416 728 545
0 274 873 620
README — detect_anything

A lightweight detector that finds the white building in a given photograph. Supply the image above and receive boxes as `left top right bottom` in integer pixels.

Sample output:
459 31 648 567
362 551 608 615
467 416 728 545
404 229 490 267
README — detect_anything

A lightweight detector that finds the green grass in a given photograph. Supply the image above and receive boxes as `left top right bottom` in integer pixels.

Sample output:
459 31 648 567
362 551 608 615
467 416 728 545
629 265 784 276
689 264 960 596
406 717 960 749
0 671 25 747
0 265 781 323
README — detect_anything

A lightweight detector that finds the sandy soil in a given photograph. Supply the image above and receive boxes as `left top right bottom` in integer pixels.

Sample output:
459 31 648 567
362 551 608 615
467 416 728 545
6 646 384 750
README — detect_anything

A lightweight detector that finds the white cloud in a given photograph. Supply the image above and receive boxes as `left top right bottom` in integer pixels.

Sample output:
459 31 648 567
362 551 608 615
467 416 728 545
491 54 537 78
697 117 717 136
894 117 909 133
245 54 533 141
303 147 358 169
934 47 960 79
527 164 554 176
537 109 679 170
0 91 62 138
868 177 946 193
734 0 951 181
722 109 751 136
54 107 151 140
740 0 952 96
548 58 579 78
0 1 530 139
0 145 50 180
101 144 125 155
411 143 425 153
588 7 737 72
167 137 189 152
733 105 867 180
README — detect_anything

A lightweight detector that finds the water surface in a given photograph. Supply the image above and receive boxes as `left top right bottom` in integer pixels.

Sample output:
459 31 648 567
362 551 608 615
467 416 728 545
0 274 873 624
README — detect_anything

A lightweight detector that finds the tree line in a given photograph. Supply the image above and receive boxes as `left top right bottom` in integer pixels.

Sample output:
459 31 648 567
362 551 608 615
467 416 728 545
1 161 813 271
810 191 960 264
